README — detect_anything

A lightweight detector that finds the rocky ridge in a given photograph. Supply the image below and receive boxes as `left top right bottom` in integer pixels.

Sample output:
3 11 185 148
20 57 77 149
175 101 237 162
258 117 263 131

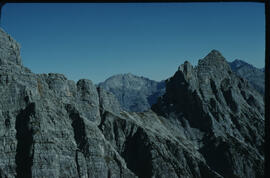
98 74 165 112
99 60 264 113
229 59 265 95
0 28 264 178
152 50 264 178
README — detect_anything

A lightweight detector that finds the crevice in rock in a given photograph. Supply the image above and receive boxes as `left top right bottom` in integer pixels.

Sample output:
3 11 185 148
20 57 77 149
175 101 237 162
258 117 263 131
75 150 81 178
0 168 4 178
4 118 10 128
98 109 107 131
113 154 123 178
240 90 247 100
230 114 242 134
199 137 237 178
210 79 220 103
121 128 153 178
221 87 238 113
247 95 258 108
65 104 89 154
209 98 220 121
97 87 108 131
107 169 111 178
199 88 205 99
65 104 89 177
198 162 222 178
113 121 121 148
15 103 35 178
185 91 212 132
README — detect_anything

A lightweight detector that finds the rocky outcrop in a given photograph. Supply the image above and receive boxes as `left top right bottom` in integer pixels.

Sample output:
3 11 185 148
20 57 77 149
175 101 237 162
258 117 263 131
0 28 135 178
152 50 264 178
99 109 224 178
0 28 22 66
229 59 265 95
0 28 264 178
98 73 165 112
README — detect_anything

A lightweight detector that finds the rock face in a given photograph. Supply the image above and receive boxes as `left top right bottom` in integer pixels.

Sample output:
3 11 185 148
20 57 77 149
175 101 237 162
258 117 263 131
98 74 165 112
229 59 265 95
98 59 265 113
0 29 22 66
0 28 264 178
152 50 264 178
0 28 135 178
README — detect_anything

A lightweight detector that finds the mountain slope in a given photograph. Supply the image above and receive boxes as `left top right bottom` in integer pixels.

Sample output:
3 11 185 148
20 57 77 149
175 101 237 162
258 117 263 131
98 60 264 113
98 73 165 112
152 50 264 178
0 29 264 178
229 59 265 94
0 28 223 178
0 28 136 178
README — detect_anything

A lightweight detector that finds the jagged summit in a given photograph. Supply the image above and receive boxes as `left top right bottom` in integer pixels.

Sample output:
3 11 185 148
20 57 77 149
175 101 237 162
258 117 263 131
152 49 264 177
202 49 226 62
206 49 223 57
197 50 231 72
175 50 231 84
0 28 22 66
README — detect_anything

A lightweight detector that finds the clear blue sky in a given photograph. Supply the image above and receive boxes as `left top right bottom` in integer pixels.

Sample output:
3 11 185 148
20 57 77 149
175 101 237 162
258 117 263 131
1 3 265 83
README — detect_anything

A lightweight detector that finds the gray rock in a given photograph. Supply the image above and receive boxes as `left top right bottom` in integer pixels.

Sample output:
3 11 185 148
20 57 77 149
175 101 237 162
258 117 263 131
0 29 264 178
229 59 265 95
98 73 165 112
0 28 136 178
152 49 264 178
99 110 223 178
0 28 22 66
99 59 265 113
97 86 122 115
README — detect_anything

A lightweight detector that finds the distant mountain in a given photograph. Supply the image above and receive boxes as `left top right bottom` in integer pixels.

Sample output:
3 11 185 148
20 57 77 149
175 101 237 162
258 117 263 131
98 73 165 112
229 59 264 95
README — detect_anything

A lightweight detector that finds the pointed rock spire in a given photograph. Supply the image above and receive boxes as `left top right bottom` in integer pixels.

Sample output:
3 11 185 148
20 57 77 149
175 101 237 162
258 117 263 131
197 49 231 73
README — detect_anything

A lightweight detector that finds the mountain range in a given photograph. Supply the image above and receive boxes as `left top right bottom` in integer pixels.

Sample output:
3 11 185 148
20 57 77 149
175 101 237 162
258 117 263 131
0 28 264 178
98 59 264 112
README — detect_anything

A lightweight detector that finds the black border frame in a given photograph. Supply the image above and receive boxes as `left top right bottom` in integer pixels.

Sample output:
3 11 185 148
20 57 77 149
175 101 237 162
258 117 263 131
0 1 269 177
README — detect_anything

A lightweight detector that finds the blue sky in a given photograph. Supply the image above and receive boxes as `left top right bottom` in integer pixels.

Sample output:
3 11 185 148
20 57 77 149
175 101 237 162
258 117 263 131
1 3 265 83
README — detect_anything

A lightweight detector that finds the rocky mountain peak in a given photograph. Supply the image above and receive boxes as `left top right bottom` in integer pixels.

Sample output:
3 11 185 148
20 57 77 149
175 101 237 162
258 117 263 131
197 49 231 73
206 49 223 57
204 49 225 61
178 61 193 75
152 50 264 177
0 28 22 66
